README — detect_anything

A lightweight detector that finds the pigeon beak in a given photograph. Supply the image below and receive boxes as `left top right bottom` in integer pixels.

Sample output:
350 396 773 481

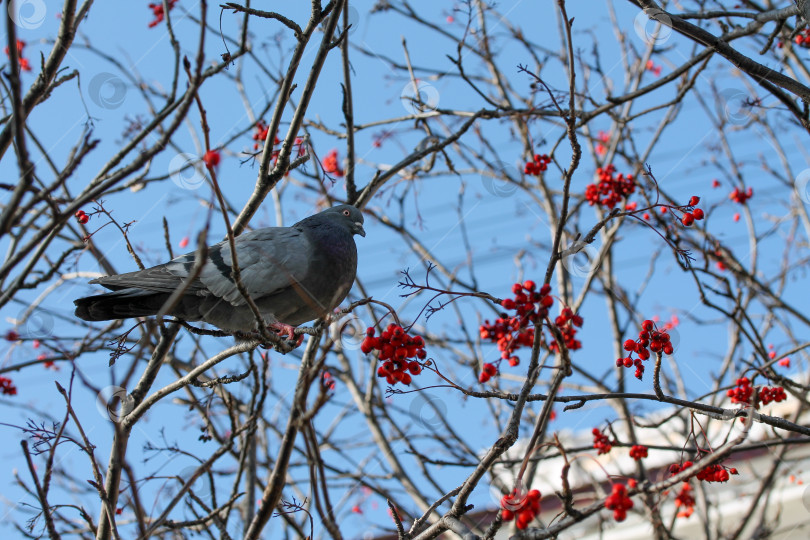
354 222 366 237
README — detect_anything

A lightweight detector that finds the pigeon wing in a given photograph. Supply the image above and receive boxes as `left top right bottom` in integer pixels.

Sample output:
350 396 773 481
197 227 311 306
89 227 310 308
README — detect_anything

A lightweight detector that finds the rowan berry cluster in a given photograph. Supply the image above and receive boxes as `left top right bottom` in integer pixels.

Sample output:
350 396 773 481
322 149 345 177
75 210 90 224
674 482 695 518
795 29 810 47
729 186 753 204
595 130 610 156
585 164 635 209
0 376 17 396
759 385 788 405
617 319 673 380
548 307 583 352
629 444 648 460
696 464 736 483
592 428 613 455
321 371 336 391
203 149 221 170
147 0 178 28
479 316 533 367
669 460 737 483
680 195 705 226
500 489 541 530
362 324 426 386
524 154 551 176
727 377 787 407
478 362 498 383
4 39 31 72
605 483 633 521
645 59 662 76
478 281 553 382
252 120 279 150
727 377 753 404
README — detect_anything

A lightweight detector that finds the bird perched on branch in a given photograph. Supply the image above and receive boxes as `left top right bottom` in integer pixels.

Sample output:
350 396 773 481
74 205 365 337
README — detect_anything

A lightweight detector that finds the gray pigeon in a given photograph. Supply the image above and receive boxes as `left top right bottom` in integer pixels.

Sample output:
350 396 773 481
74 205 365 333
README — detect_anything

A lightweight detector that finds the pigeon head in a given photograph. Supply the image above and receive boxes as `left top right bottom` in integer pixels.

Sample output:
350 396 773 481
316 204 366 237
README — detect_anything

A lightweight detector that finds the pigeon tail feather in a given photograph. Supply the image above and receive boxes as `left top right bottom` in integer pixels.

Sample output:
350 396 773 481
74 288 171 321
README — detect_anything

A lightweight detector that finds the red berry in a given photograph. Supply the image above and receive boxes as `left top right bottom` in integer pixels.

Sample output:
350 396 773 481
692 208 704 220
203 149 221 169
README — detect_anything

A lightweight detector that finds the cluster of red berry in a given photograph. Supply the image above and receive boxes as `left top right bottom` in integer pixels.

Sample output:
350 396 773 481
478 362 498 383
727 377 787 407
727 377 753 404
592 428 613 455
147 0 178 28
478 315 533 367
795 29 810 47
759 385 788 405
585 164 635 209
669 460 737 483
322 371 336 391
595 131 610 156
696 463 736 483
605 483 633 522
75 210 90 224
680 196 705 226
322 149 345 177
4 39 31 72
524 154 551 176
729 186 753 204
252 120 280 150
362 324 426 386
629 444 648 460
548 307 583 353
202 149 221 170
500 488 541 530
500 281 553 321
617 319 674 380
674 482 695 518
0 376 17 396
478 281 553 382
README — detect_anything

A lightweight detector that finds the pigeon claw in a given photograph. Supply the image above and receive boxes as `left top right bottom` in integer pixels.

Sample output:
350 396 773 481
269 322 304 348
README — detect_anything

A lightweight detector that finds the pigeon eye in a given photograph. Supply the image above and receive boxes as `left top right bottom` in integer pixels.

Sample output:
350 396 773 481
343 209 350 216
